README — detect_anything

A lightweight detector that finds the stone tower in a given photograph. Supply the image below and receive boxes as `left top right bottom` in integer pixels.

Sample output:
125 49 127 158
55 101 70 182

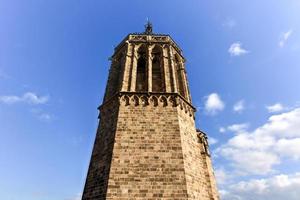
82 23 219 200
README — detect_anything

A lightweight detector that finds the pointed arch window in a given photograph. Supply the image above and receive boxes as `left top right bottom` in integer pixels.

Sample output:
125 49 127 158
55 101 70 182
136 46 147 92
152 46 164 92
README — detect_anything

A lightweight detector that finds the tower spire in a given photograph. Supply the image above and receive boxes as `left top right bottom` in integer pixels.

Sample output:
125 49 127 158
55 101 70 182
144 19 153 34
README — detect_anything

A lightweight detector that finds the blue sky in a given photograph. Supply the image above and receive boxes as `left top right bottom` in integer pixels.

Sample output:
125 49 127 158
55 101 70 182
1 0 300 199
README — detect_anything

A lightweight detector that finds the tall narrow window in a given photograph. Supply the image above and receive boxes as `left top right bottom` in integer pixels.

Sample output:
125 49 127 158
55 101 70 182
136 47 147 91
152 46 164 92
174 54 186 98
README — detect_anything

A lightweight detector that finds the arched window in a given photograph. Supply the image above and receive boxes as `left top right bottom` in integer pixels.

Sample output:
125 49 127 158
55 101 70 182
152 46 164 92
174 54 186 98
136 46 147 92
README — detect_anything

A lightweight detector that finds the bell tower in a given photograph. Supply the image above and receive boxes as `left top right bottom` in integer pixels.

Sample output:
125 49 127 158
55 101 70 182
82 23 219 200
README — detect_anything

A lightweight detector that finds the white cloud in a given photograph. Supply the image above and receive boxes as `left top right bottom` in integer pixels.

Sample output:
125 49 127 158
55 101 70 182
275 138 300 160
208 136 218 145
0 92 48 105
219 127 226 133
222 173 300 200
266 103 285 113
219 144 279 175
204 93 225 115
233 100 245 113
216 108 300 175
279 29 293 47
219 123 249 134
215 168 231 185
228 42 249 56
254 108 300 138
227 123 249 133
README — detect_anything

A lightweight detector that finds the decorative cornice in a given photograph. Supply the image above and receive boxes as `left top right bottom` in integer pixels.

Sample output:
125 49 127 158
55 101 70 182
99 92 196 118
111 34 184 61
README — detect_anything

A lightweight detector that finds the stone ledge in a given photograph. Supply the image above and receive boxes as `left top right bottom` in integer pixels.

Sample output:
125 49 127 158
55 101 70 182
99 92 196 118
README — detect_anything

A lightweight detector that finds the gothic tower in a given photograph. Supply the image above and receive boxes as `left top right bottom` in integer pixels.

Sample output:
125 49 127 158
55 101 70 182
82 23 219 200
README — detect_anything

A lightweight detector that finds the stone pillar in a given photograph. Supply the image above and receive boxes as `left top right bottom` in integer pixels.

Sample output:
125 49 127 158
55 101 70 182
121 42 133 92
162 45 171 92
168 46 178 93
147 45 153 92
130 45 139 92
179 59 191 102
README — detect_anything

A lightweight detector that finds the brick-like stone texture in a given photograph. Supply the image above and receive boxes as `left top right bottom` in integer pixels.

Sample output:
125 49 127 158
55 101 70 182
82 94 219 200
106 97 187 199
82 99 120 199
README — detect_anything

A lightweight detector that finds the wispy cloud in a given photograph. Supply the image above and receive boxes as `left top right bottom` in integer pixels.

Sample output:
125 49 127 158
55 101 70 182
228 42 249 56
31 109 54 122
215 168 232 185
208 136 218 145
0 92 49 105
222 18 236 29
227 123 249 133
38 113 52 122
266 103 286 113
279 29 293 47
233 100 245 113
219 123 249 134
219 127 226 133
204 93 225 115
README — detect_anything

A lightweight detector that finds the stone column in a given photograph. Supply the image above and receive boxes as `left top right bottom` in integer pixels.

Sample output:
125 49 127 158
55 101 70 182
162 45 171 92
179 59 191 102
168 45 178 93
130 44 139 92
147 45 153 92
121 42 133 92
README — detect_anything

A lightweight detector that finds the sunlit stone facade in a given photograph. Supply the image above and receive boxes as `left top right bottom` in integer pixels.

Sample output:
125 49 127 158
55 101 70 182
82 23 219 200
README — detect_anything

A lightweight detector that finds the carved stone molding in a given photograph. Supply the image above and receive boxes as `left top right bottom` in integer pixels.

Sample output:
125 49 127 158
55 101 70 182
129 35 147 42
99 92 195 118
112 34 185 63
197 129 210 156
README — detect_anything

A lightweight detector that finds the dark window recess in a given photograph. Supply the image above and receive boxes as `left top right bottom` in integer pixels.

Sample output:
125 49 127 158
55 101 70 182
152 55 164 92
136 54 147 91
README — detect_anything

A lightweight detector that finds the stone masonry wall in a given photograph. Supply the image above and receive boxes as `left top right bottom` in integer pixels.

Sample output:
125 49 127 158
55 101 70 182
105 95 188 199
177 107 219 199
82 99 120 200
82 93 219 199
